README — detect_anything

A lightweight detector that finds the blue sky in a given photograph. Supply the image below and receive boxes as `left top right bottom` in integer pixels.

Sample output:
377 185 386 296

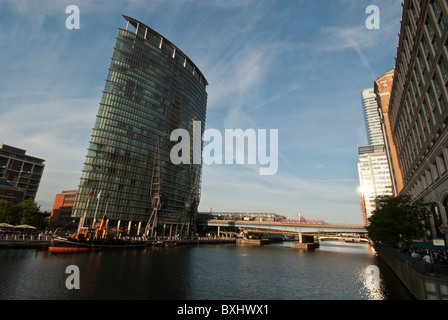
0 0 403 224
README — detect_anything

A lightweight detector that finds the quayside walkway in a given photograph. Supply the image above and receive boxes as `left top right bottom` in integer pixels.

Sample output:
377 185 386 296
0 234 51 248
0 235 236 249
375 245 448 300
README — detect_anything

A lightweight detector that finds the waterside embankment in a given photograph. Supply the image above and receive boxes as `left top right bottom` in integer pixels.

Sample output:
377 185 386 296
375 245 448 300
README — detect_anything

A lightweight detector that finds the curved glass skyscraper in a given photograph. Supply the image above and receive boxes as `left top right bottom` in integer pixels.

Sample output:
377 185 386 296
72 16 208 237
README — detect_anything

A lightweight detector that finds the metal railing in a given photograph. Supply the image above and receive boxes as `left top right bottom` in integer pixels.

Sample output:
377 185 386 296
378 245 448 278
0 233 51 241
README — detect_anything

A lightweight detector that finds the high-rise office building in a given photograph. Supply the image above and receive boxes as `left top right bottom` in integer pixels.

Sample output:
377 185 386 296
72 16 208 237
358 145 394 225
388 0 448 239
0 144 45 201
362 88 385 146
358 88 394 225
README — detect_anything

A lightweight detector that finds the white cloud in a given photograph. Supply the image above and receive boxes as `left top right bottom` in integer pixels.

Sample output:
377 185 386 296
198 163 362 224
0 0 403 224
0 97 98 210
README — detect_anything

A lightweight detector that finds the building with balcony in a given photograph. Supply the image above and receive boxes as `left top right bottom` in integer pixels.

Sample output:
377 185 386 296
0 178 25 204
0 144 45 201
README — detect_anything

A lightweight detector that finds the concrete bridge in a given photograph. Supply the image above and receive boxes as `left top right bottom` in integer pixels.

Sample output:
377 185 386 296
197 219 367 235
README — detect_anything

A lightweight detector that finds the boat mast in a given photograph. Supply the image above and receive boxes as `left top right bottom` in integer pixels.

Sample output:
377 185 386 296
77 187 92 234
183 168 199 237
145 136 164 238
92 190 101 228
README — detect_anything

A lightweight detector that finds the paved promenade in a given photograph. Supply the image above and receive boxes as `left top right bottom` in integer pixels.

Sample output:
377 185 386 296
0 234 236 249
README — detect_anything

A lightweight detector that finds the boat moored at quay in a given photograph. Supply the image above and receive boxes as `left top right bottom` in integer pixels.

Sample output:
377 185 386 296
49 233 147 252
48 215 235 252
48 215 147 252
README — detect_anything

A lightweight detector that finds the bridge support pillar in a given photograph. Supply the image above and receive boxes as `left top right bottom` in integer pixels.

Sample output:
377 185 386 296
292 233 319 250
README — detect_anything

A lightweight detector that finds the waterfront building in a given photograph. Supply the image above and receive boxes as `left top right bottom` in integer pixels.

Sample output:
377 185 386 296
48 190 77 229
358 145 394 224
387 0 448 239
358 88 394 225
0 178 25 204
375 69 405 195
72 16 208 237
0 144 45 201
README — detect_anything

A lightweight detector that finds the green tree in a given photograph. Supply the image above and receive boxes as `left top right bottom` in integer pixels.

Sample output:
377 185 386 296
0 199 20 225
0 199 45 229
366 195 430 247
17 198 45 228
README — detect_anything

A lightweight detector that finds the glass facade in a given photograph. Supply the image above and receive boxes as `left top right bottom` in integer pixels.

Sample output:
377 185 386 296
72 16 208 237
362 88 385 146
358 86 394 225
358 145 394 223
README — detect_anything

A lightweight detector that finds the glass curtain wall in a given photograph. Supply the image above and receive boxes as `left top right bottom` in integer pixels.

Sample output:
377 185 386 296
72 16 208 237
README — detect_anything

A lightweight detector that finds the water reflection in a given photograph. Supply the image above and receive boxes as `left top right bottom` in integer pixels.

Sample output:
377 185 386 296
0 241 413 300
356 264 385 300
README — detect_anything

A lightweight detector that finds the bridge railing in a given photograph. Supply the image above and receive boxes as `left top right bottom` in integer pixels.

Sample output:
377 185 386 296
274 219 325 225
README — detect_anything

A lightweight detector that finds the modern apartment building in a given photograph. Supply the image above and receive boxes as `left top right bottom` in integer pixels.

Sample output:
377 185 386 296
0 144 45 201
0 178 25 204
388 0 448 238
72 16 208 237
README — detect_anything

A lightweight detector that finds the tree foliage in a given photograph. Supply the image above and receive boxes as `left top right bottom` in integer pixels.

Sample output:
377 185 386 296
366 195 430 247
0 199 45 229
